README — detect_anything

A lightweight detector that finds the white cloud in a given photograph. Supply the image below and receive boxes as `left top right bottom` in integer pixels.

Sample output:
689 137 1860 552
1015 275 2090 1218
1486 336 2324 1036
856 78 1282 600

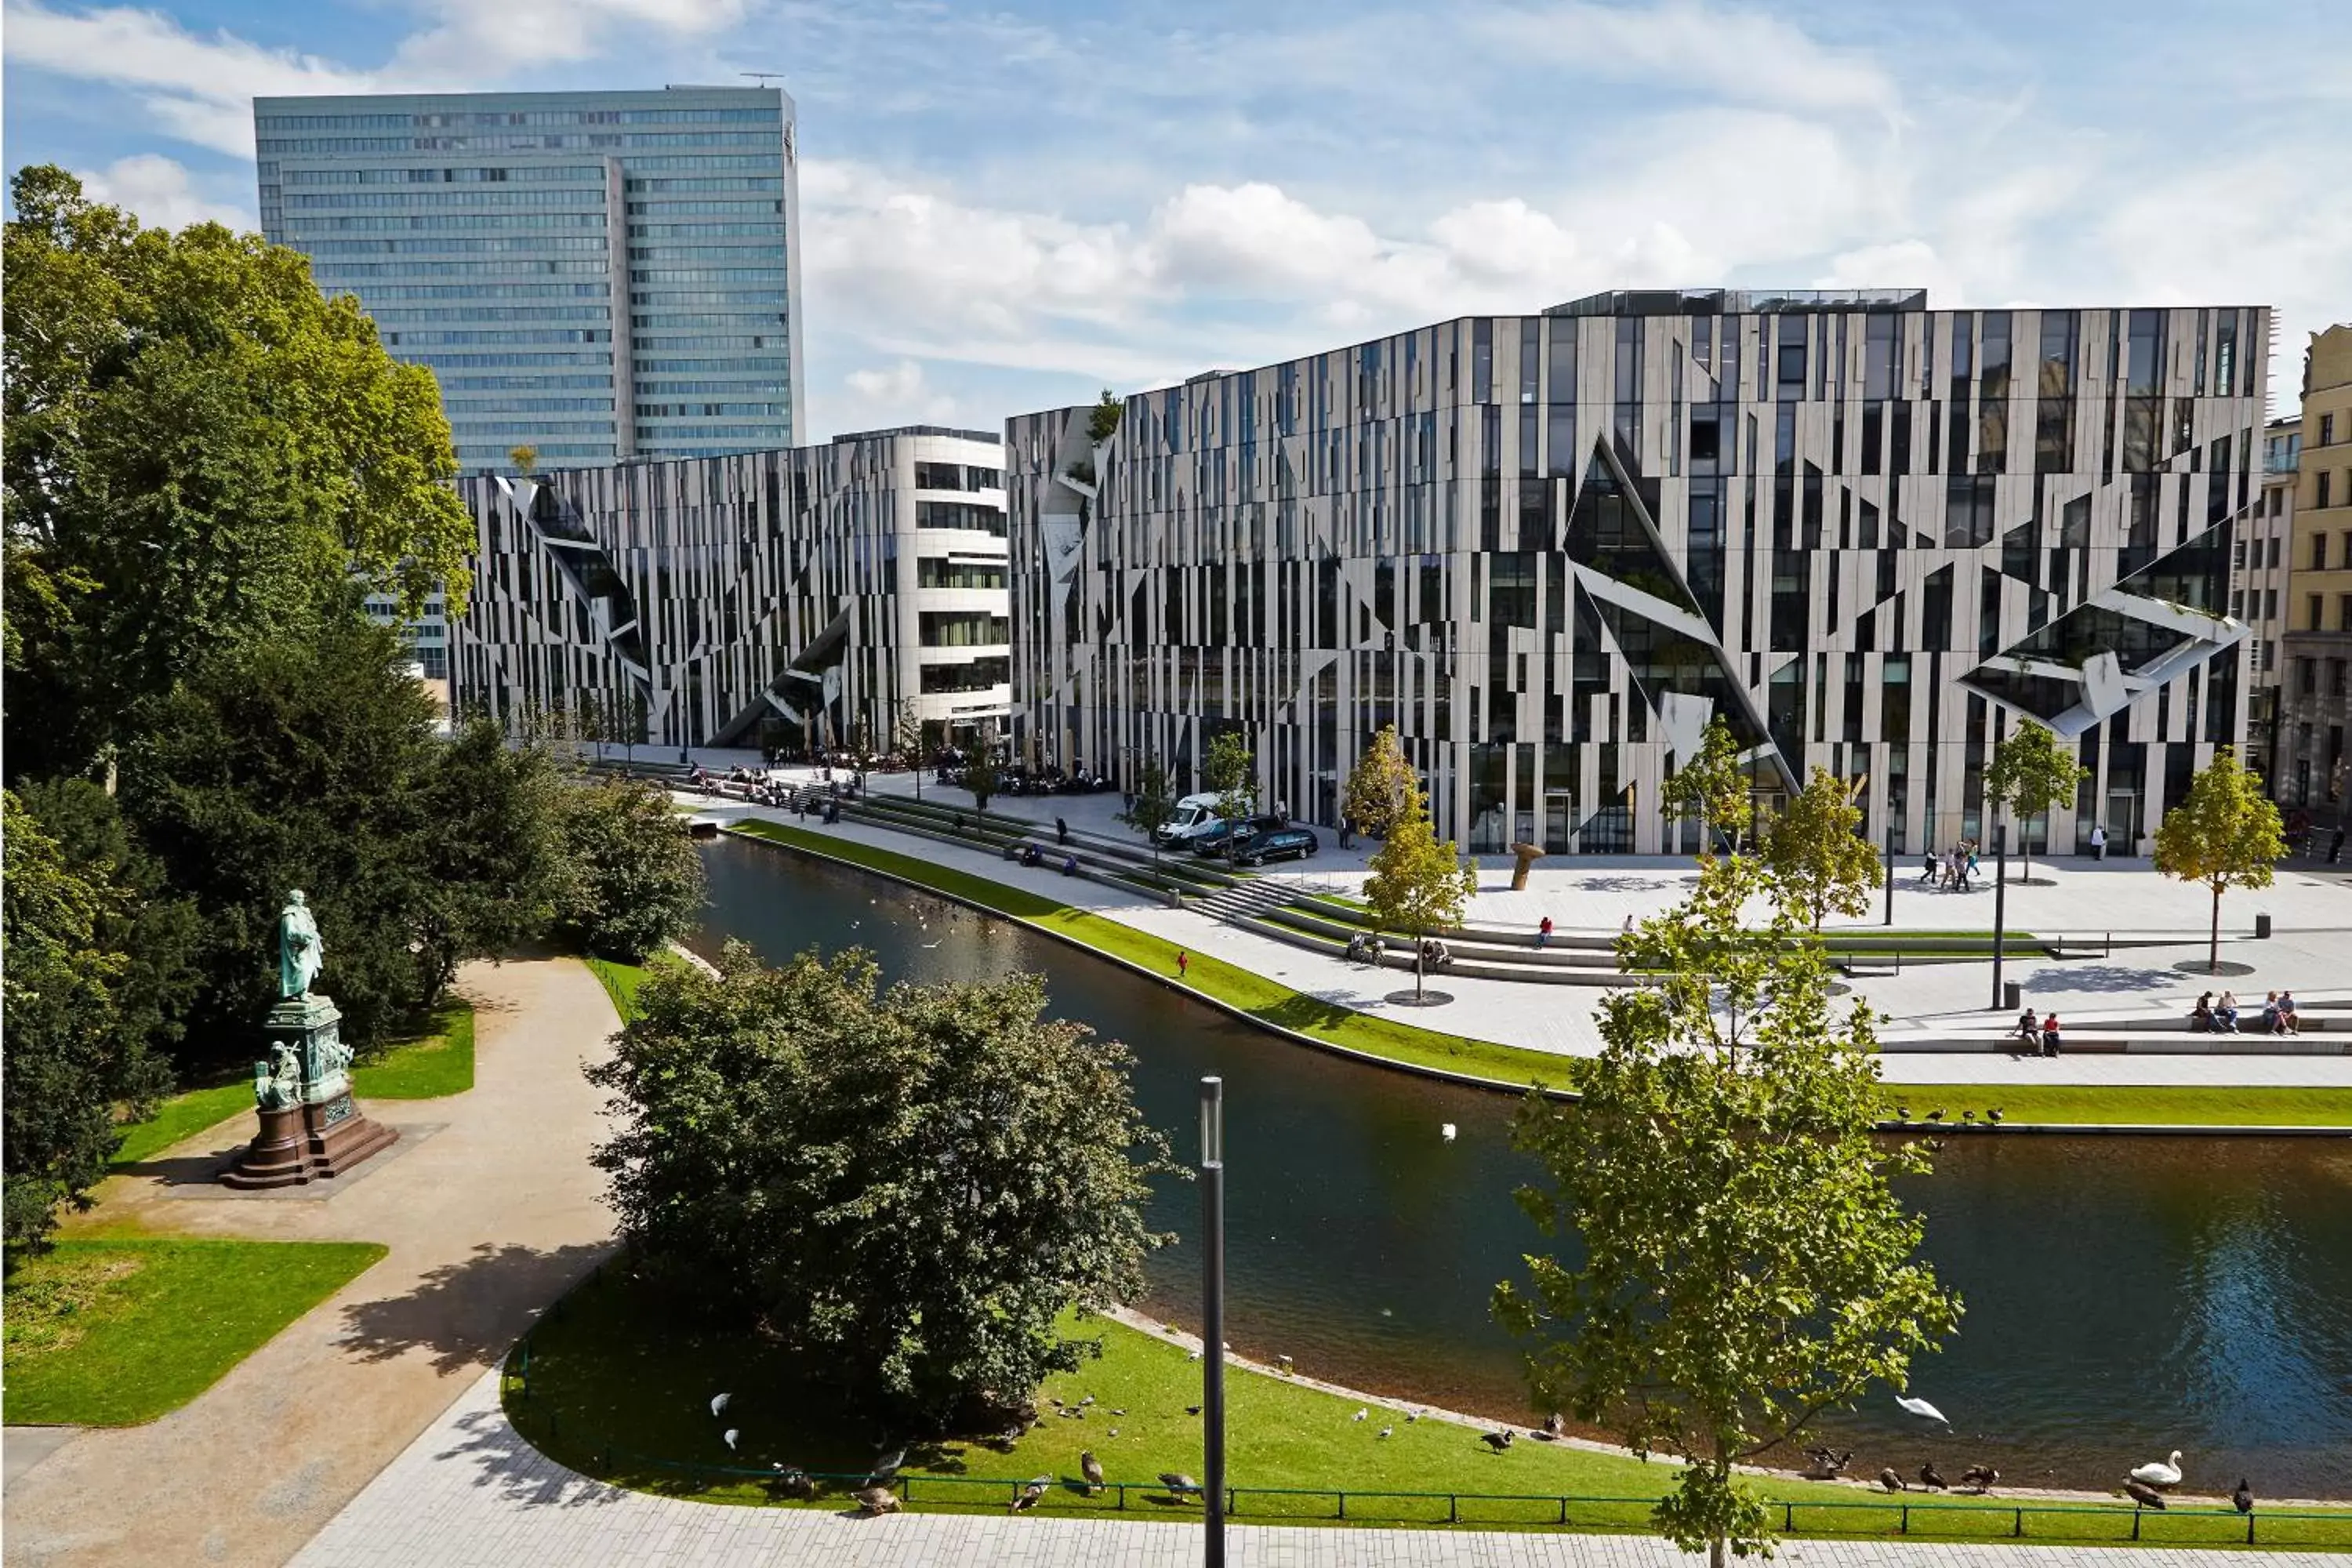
74 154 254 230
389 0 748 76
837 359 960 428
2 1 379 155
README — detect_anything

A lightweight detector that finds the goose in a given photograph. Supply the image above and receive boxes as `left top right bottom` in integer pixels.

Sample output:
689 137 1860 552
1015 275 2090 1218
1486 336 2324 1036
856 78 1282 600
2130 1450 2183 1490
1107 1427 1119 1438
1188 1349 1203 1362
2123 1479 2168 1511
1351 1408 1368 1422
1159 1472 1201 1497
1080 1451 1105 1494
1918 1461 1947 1490
1895 1396 1950 1425
871 1448 906 1480
1895 1105 1912 1121
1079 1395 1096 1406
1878 1469 1907 1493
1481 1430 1515 1452
1185 1404 1202 1417
853 1485 902 1515
1009 1475 1050 1512
1406 1411 1421 1422
1110 1407 1127 1416
710 1392 732 1418
768 1464 815 1499
1924 1109 1946 1123
1962 1110 1978 1126
2233 1478 2253 1515
1960 1465 1999 1493
1276 1356 1294 1374
1544 1412 1567 1438
1377 1426 1393 1439
1987 1108 2005 1124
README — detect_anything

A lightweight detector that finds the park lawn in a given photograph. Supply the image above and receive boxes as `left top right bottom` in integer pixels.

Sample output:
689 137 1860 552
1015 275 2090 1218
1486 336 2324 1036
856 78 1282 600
109 1003 478 1167
1883 1083 2352 1129
586 951 691 1025
2 1237 387 1425
725 820 1573 1088
508 1268 2351 1549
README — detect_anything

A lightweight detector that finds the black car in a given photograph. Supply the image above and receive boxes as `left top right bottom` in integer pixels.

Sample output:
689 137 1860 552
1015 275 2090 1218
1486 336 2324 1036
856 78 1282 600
1189 813 1287 857
1234 826 1319 865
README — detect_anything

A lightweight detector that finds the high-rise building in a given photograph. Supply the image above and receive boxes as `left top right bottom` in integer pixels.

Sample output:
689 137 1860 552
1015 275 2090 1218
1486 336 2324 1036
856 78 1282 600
2278 324 2352 824
1009 291 2267 857
2249 416 2299 781
256 85 802 473
451 429 1010 754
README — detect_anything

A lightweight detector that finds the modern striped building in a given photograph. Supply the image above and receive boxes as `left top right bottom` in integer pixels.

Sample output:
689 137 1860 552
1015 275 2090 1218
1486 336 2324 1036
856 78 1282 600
452 428 1009 753
1008 291 2267 856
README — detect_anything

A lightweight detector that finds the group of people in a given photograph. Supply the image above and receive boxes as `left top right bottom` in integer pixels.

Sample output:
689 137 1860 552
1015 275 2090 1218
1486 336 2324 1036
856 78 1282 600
1919 842 1984 891
2190 989 2300 1035
2012 1008 2065 1057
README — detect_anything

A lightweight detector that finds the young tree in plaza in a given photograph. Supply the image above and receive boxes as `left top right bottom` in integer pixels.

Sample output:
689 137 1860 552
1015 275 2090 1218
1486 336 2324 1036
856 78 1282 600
2154 747 2287 975
1657 717 1758 854
962 747 1001 815
1203 730 1257 864
1984 719 2089 880
590 946 1174 1426
1118 759 1178 873
1763 766 1882 931
891 699 927 800
1342 724 1419 840
1361 782 1479 1002
1496 854 1961 1568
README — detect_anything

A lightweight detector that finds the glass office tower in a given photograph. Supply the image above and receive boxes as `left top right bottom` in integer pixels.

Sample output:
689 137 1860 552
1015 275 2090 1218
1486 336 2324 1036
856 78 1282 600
256 85 801 472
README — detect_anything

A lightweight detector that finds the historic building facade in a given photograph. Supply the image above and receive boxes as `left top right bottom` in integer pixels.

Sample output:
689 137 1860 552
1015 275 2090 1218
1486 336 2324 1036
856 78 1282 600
1009 291 2265 855
452 426 1008 753
2278 324 2352 822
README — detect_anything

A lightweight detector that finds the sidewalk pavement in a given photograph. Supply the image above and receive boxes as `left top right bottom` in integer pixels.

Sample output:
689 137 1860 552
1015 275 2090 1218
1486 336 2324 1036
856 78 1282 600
292 1367 2349 1568
695 789 2352 1091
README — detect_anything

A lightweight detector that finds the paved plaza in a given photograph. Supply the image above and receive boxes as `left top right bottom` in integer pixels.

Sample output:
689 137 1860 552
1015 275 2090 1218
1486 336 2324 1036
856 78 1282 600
291 1368 2349 1568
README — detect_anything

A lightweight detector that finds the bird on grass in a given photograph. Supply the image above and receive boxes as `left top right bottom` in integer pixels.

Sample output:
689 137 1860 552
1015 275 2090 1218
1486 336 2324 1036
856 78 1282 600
853 1486 901 1515
1185 1404 1202 1417
1377 1427 1393 1439
1080 1452 1105 1494
1987 1108 2005 1124
1925 1109 1947 1124
870 1448 906 1482
1107 1428 1119 1438
1188 1349 1203 1363
710 1392 732 1418
1544 1412 1566 1438
1405 1411 1421 1423
2131 1450 2183 1490
1895 1105 1912 1122
1351 1408 1368 1422
1481 1430 1515 1453
2234 1479 2254 1515
1960 1465 1999 1494
1878 1469 1907 1493
1079 1395 1096 1406
1962 1110 1979 1126
1918 1462 1947 1490
1009 1476 1050 1512
1802 1449 1853 1480
2124 1479 2168 1511
768 1465 814 1500
1160 1472 1201 1498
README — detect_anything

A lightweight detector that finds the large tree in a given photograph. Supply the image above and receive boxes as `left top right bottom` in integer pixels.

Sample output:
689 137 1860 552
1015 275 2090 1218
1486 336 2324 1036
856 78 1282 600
1203 729 1256 862
1342 724 1418 840
590 946 1174 1426
1495 855 1961 1567
2154 747 2286 974
1762 766 1882 931
1117 758 1178 872
1361 781 1479 1001
2 790 170 1244
1984 719 2089 879
1658 717 1759 854
551 775 707 960
3 166 474 783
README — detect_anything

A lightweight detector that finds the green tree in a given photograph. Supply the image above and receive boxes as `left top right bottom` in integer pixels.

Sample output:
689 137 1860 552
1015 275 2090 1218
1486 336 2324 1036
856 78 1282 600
1361 782 1479 1001
963 747 1000 815
552 776 707 961
1658 717 1758 854
408 720 571 994
1203 730 1256 864
1984 719 2089 879
508 444 539 474
1117 759 1178 873
588 945 1174 1426
1341 724 1418 840
2154 747 2287 974
1762 766 1882 931
2 791 170 1245
891 699 927 800
3 166 473 783
1494 855 1960 1568
1085 388 1124 445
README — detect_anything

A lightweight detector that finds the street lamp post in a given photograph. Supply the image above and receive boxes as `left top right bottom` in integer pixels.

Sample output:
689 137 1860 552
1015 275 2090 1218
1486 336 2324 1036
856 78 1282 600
1990 822 2009 1010
1200 1076 1226 1568
1884 826 1896 927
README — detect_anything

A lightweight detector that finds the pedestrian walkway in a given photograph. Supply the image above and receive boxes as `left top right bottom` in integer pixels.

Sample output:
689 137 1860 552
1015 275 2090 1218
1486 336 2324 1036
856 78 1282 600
697 794 2352 1091
291 1369 2347 1568
2 956 622 1568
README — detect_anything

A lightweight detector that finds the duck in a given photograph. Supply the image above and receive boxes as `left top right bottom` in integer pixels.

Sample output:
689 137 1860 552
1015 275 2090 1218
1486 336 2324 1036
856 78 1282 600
1009 1478 1048 1512
2130 1450 2183 1490
768 1464 815 1500
1080 1451 1105 1494
1960 1465 1999 1494
1351 1408 1368 1422
1878 1468 1907 1493
1802 1449 1853 1479
1924 1108 1946 1123
2123 1479 2168 1511
1987 1108 2005 1124
1159 1472 1200 1497
1544 1412 1567 1438
2234 1478 2254 1515
1481 1429 1515 1452
853 1485 902 1515
870 1447 907 1480
1962 1110 1978 1126
1918 1461 1947 1490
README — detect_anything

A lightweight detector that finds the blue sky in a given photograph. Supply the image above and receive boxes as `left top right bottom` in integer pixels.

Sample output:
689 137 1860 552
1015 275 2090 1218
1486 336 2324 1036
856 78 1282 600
7 0 2348 439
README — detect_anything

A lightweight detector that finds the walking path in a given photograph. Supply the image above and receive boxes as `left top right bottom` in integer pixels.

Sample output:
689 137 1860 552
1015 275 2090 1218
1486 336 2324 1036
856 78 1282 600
693 788 2352 1091
2 956 621 1568
292 1369 2349 1568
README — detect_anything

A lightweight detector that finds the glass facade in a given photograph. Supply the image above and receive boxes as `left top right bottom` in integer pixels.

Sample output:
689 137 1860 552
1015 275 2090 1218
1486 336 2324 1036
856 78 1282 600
256 86 800 472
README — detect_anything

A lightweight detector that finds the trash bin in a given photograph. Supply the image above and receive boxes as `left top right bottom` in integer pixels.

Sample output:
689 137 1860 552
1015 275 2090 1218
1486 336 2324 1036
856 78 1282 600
2255 913 2272 940
2003 980 2023 1011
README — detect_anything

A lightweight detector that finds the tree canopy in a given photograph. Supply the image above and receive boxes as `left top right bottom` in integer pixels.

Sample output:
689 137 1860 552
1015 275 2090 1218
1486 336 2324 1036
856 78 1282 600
552 776 707 961
1495 855 1960 1566
1342 724 1418 840
1117 759 1178 866
1984 719 2089 877
1361 781 1479 1000
589 946 1174 1427
2153 747 2286 973
1762 766 1881 931
1657 717 1758 853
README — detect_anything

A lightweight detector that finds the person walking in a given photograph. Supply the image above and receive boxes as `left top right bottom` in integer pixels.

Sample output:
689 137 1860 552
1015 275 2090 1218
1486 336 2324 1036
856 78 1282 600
1056 815 1069 845
1339 815 1355 850
2090 823 2107 862
1176 949 1189 979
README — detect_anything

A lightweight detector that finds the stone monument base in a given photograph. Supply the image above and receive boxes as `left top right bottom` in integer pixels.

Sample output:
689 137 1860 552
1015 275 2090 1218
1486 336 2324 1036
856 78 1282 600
220 1094 398 1189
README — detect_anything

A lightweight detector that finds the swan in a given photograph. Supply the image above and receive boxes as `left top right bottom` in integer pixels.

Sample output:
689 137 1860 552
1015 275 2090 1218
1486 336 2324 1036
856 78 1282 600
1442 1123 1457 1142
710 1392 731 1417
1895 1395 1949 1424
2131 1450 2183 1489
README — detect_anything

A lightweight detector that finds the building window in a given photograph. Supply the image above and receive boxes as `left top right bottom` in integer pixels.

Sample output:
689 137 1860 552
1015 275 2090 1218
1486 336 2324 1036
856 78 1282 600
2298 658 2318 695
2322 471 2336 509
2341 593 2352 631
2316 534 2332 572
2332 659 2350 697
2324 412 2338 445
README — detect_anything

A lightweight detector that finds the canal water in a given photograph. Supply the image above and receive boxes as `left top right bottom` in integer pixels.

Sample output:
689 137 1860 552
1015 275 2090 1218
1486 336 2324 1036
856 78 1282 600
691 836 2352 1498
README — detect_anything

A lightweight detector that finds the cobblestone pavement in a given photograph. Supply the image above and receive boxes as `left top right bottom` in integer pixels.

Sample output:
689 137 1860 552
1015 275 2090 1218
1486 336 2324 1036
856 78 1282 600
293 1372 2347 1568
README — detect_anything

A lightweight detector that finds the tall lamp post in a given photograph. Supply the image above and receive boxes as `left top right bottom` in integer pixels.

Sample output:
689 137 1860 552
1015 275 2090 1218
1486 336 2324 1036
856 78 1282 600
1200 1076 1226 1567
1989 822 2009 1010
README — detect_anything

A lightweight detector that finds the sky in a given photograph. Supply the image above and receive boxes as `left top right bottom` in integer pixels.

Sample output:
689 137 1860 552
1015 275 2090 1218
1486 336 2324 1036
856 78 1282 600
6 0 2349 440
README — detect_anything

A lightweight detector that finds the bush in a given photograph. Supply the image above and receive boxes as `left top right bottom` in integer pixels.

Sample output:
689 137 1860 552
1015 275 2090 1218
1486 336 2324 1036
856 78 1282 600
553 777 705 960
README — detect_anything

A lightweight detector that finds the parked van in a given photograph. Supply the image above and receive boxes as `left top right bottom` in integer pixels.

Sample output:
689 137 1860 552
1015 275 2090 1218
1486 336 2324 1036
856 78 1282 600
1153 793 1225 848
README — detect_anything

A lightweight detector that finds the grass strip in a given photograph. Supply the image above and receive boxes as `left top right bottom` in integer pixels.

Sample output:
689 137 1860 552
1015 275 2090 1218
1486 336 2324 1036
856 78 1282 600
109 1084 255 1167
1881 1083 2352 1129
728 820 1572 1088
507 1265 2352 1547
2 1237 387 1425
586 950 691 1025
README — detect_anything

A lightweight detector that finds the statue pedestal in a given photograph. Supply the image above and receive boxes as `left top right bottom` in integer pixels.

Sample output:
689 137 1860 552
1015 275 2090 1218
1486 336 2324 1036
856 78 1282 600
220 996 397 1189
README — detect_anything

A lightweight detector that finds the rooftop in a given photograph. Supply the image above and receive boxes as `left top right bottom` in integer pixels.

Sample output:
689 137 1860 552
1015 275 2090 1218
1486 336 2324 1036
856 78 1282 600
1547 287 1929 317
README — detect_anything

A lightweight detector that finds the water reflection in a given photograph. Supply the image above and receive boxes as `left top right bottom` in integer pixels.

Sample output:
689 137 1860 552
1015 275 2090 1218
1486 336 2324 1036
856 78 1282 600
691 837 2352 1497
